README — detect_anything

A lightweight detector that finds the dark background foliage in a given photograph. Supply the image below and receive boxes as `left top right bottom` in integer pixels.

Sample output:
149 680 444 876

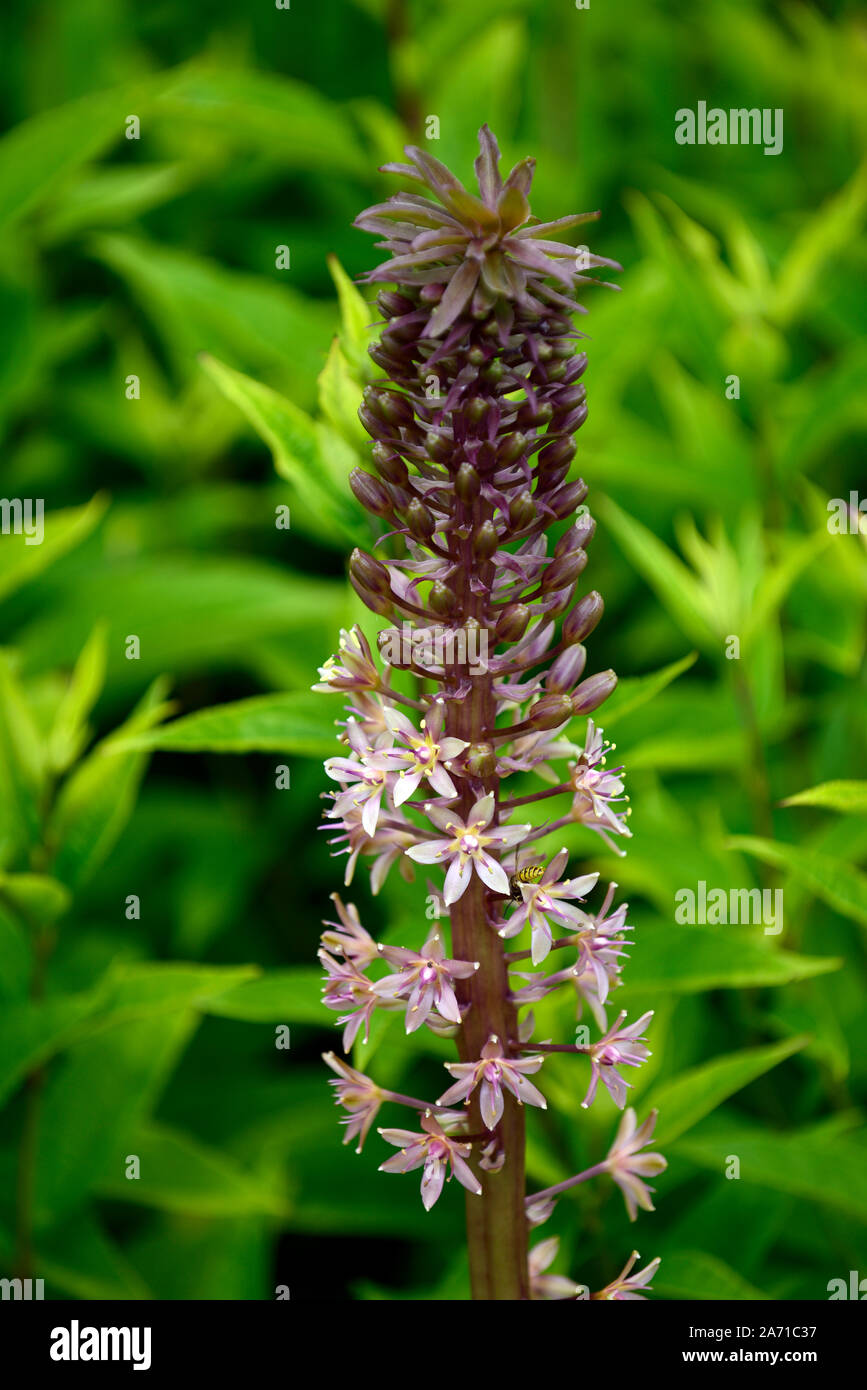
0 0 864 1300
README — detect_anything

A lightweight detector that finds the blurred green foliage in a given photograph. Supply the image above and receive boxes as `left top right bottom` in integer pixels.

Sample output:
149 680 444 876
0 0 864 1300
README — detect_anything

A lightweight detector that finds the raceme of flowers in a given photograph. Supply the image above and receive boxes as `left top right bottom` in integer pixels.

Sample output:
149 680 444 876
316 127 664 1300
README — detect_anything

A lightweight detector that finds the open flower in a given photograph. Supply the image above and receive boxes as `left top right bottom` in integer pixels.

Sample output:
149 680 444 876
374 931 478 1032
319 950 390 1050
499 847 599 965
313 625 380 693
324 717 392 837
580 1010 654 1110
405 792 529 904
529 1237 586 1300
604 1107 667 1221
592 1250 661 1301
320 894 379 970
438 1034 547 1129
323 1052 385 1153
368 700 468 807
378 1110 482 1210
569 720 632 853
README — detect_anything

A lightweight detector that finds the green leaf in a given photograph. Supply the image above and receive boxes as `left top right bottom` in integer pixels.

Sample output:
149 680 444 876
0 871 71 927
0 86 152 231
779 780 867 815
204 968 323 1023
653 1250 769 1301
0 995 103 1109
624 921 840 994
0 495 108 604
326 253 376 375
116 692 339 758
598 497 717 649
19 556 345 694
48 621 108 773
0 651 45 862
200 353 363 544
91 234 334 406
47 677 173 889
96 1123 289 1217
650 1035 809 1144
91 961 262 1023
728 835 867 929
677 1126 867 1223
601 651 697 728
34 1011 198 1225
155 67 369 177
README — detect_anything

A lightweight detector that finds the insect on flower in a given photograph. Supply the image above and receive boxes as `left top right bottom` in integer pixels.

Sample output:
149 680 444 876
509 862 547 903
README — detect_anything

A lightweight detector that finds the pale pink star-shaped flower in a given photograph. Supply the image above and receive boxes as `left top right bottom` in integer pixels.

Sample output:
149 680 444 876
569 719 632 854
438 1034 547 1130
320 894 379 969
323 1052 385 1153
367 700 468 807
529 1236 586 1300
498 847 599 964
581 1010 654 1110
374 932 479 1032
604 1106 667 1221
592 1250 661 1300
378 1109 482 1210
405 792 530 905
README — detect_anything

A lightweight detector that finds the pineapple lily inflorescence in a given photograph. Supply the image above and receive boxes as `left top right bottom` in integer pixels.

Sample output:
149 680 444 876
316 127 664 1301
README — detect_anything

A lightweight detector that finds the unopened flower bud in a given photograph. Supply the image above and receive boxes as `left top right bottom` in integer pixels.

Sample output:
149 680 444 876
419 282 444 304
363 386 414 427
563 352 588 383
349 468 393 518
349 548 391 596
516 399 553 429
426 430 452 463
546 645 587 693
496 604 531 642
376 290 414 318
472 520 499 561
429 581 456 616
528 693 573 730
495 432 528 467
406 498 435 540
571 670 618 715
555 382 587 412
549 480 589 519
371 443 409 487
350 574 393 617
542 550 588 591
509 491 537 530
464 742 497 779
456 462 481 502
464 397 490 428
536 437 576 474
562 591 604 644
555 512 595 557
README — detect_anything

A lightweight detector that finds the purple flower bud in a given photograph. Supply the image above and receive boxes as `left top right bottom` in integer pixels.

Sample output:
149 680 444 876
528 693 574 730
546 644 587 693
371 443 409 487
349 468 393 518
571 669 618 715
496 604 531 642
542 550 588 592
562 591 604 644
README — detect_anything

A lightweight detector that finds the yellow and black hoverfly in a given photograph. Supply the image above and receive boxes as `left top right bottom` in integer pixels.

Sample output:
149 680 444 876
508 863 546 903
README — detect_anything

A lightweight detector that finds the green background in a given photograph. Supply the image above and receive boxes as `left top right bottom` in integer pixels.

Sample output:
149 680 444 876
0 0 864 1300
